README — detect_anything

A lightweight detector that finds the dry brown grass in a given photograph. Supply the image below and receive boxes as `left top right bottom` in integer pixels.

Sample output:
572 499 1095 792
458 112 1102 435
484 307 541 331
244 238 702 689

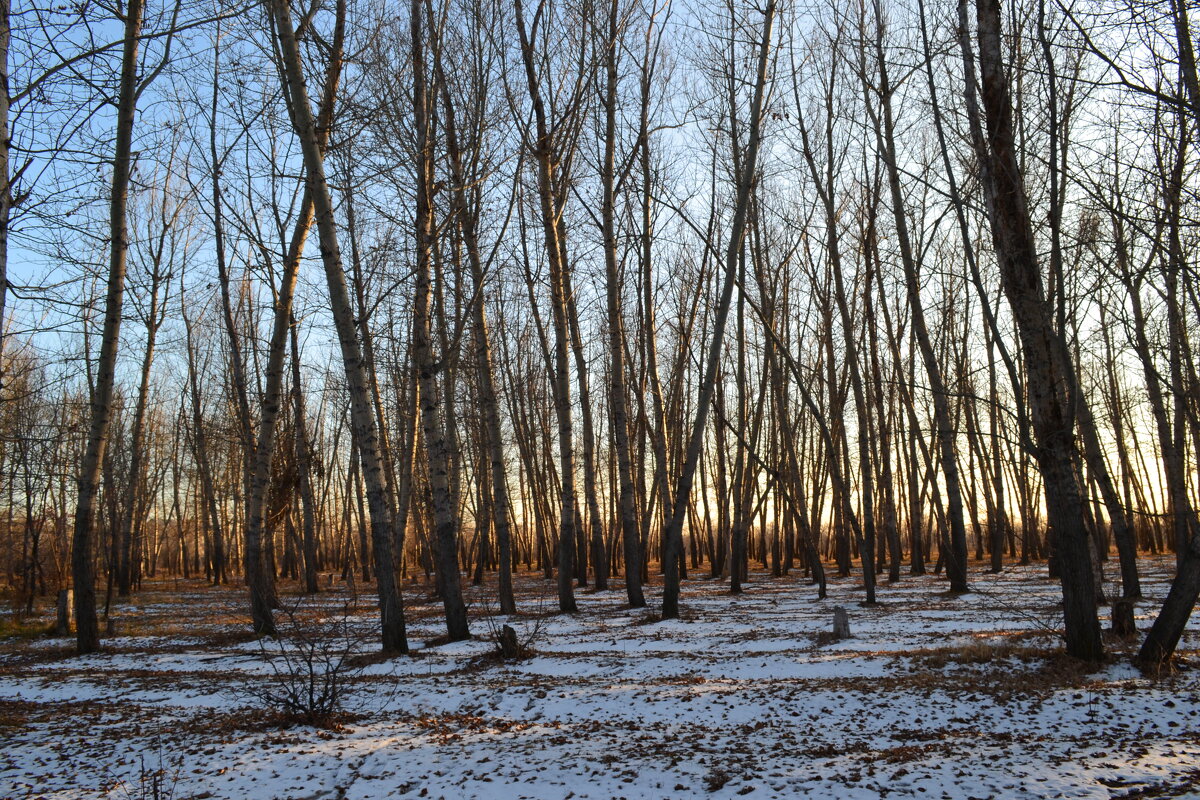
0 614 53 640
915 640 1049 667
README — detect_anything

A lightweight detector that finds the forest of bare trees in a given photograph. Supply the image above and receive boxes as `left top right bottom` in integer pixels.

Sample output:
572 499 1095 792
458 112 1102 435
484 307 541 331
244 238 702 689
3 0 1200 669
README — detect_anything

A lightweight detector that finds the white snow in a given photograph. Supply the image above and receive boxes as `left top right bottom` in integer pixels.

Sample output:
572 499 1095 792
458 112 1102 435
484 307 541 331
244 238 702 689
1 558 1198 799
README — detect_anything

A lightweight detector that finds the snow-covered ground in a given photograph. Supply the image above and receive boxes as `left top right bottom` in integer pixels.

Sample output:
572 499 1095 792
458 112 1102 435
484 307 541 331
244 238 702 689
2 559 1198 799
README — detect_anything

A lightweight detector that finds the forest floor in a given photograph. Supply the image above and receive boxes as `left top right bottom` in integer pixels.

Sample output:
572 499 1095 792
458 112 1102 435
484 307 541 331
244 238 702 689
1 557 1198 800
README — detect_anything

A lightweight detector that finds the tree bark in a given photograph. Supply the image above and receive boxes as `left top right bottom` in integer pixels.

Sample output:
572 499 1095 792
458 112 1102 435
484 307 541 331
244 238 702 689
268 0 407 652
513 0 579 613
117 263 167 597
430 42 517 615
289 321 319 594
409 0 469 640
0 0 11 393
959 0 1102 660
71 0 144 655
599 0 644 608
863 7 968 591
662 0 775 619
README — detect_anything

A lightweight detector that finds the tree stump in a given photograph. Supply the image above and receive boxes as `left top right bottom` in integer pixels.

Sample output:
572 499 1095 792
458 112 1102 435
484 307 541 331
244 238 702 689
832 606 851 640
498 624 521 659
55 589 73 637
1112 599 1137 638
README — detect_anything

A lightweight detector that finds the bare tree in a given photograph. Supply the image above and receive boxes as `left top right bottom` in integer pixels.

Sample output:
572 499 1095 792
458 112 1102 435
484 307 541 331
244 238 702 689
661 0 776 619
410 0 469 640
71 0 147 655
957 0 1102 661
268 0 406 652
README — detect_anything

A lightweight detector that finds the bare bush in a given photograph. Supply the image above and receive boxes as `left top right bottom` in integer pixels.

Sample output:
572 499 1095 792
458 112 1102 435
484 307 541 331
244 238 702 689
238 600 369 727
104 742 180 800
475 594 545 664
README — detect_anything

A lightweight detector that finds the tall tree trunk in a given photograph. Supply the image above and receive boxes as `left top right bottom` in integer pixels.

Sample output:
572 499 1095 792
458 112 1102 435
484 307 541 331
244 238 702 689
864 8 968 591
861 209 903 584
662 0 776 619
1112 166 1200 665
268 0 407 652
796 52 877 603
243 0 344 634
208 23 270 618
117 267 166 597
289 322 319 595
431 34 518 616
513 0 579 613
958 0 1102 660
71 0 144 655
409 0 468 640
634 9 665 605
600 0 645 608
0 0 10 393
183 305 225 587
565 289 606 590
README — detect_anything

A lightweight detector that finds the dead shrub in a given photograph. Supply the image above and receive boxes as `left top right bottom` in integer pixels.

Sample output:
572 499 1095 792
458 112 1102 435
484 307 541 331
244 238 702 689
235 600 369 728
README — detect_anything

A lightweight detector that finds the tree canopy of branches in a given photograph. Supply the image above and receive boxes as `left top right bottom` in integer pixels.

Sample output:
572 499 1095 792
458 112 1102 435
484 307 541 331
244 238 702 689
1 0 1199 668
